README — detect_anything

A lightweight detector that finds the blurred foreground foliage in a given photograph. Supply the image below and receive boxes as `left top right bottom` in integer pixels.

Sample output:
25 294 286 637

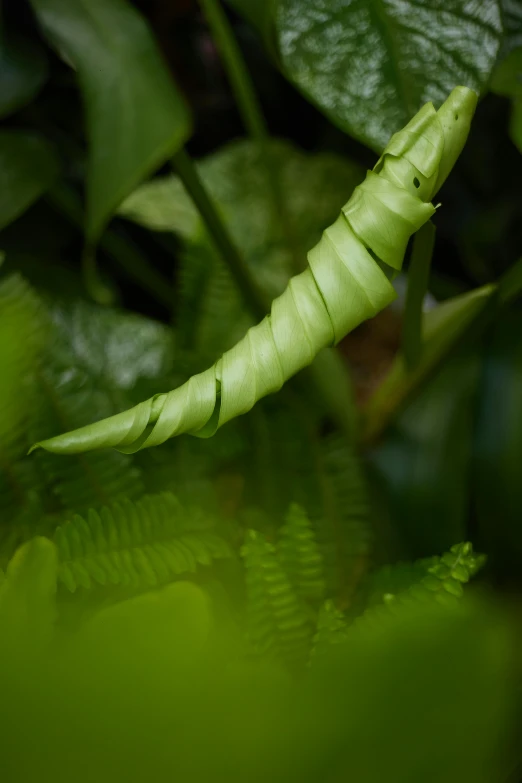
1 0 522 781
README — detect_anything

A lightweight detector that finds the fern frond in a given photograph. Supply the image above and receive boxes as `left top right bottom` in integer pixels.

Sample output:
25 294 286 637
309 599 349 664
363 555 440 608
54 492 232 592
278 504 325 602
253 403 372 604
0 274 48 459
0 274 48 520
316 434 373 603
355 542 485 629
32 365 144 513
241 529 311 666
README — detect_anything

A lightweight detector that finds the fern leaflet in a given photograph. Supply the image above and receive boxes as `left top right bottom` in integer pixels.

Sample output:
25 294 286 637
54 492 232 592
241 529 311 666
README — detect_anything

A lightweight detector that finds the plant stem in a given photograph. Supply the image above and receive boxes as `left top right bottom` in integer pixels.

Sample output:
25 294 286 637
361 256 522 447
172 148 359 444
199 0 266 143
199 0 303 273
47 182 175 309
172 147 268 318
401 221 436 370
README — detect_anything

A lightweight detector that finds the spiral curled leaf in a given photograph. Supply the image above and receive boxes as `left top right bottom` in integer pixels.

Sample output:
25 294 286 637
31 87 478 457
54 491 232 592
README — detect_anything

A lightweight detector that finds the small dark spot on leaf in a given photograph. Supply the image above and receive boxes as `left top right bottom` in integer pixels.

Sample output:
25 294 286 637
454 113 459 120
413 177 420 188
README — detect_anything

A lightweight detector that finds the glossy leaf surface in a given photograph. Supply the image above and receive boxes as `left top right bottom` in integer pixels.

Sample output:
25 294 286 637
236 0 501 151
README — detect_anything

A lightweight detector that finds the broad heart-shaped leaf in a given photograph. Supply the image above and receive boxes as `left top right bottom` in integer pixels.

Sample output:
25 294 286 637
47 299 175 397
0 130 59 232
29 0 191 243
120 138 364 359
0 34 49 119
272 0 502 151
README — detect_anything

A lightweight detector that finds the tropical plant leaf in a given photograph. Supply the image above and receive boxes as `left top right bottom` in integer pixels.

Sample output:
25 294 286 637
473 308 522 583
0 34 49 119
233 0 502 151
29 0 191 242
499 0 522 57
120 139 365 358
369 350 481 558
0 131 59 232
0 537 58 656
30 90 478 469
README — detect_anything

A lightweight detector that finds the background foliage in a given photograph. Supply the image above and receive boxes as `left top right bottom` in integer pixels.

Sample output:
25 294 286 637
1 0 521 781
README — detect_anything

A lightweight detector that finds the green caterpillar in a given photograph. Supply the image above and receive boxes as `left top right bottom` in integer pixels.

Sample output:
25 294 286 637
31 87 477 457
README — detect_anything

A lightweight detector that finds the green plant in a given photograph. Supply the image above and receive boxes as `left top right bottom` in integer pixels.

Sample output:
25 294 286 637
1 1 521 781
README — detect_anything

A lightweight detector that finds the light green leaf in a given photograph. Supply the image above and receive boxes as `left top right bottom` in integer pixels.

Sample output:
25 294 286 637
48 299 175 395
0 34 49 119
0 130 59 232
364 284 494 442
121 139 364 357
29 0 191 242
274 0 502 151
0 537 58 655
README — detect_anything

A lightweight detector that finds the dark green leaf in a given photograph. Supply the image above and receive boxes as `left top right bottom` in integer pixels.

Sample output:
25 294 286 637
0 35 49 119
368 350 481 558
473 308 522 584
226 0 278 53
29 0 192 242
275 0 502 151
499 0 522 57
490 46 522 97
510 96 522 151
0 131 59 232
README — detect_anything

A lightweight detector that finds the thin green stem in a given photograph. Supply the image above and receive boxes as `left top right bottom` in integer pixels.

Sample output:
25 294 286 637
401 221 436 370
47 182 175 309
172 147 268 318
199 0 303 273
361 256 522 447
199 0 266 143
172 148 359 444
82 243 114 306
